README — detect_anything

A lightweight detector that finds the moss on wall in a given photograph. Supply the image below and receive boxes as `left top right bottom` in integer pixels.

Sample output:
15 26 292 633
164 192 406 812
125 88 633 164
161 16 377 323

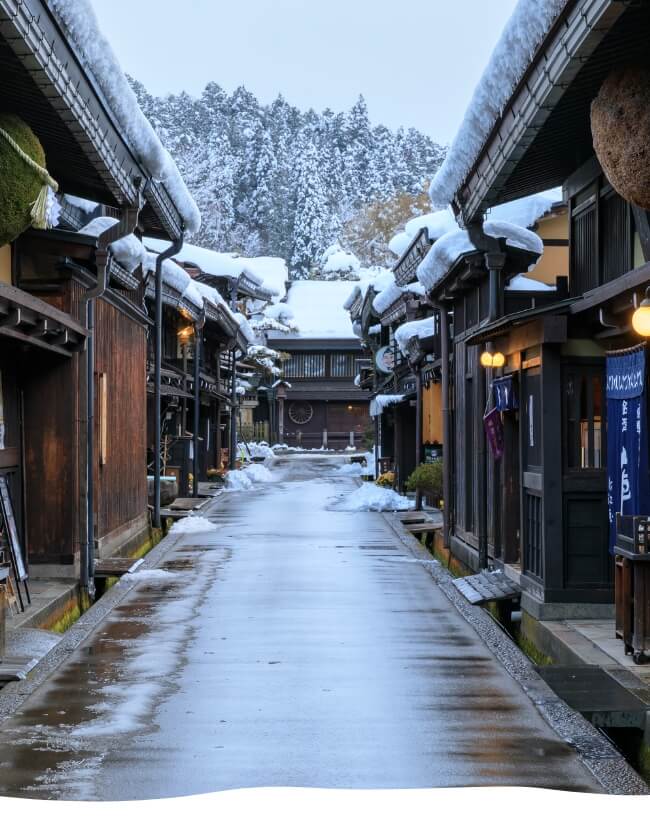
0 114 47 245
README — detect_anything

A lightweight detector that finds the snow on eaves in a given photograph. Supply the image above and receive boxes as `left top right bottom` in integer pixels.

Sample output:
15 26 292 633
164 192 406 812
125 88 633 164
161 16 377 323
417 221 543 292
404 209 457 241
417 229 475 293
234 313 256 345
488 189 563 228
145 238 286 298
369 394 407 417
394 318 435 355
49 0 200 236
79 217 147 274
64 194 98 214
272 280 359 340
505 274 556 292
373 280 404 315
388 232 412 258
429 0 566 209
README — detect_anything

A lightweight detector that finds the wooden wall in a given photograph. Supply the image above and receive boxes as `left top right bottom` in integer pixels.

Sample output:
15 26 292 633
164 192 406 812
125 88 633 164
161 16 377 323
422 382 442 445
22 348 80 565
93 297 147 544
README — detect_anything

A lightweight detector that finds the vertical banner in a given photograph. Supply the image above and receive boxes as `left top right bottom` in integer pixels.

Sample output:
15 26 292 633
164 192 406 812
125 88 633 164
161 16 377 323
484 407 504 461
606 345 650 552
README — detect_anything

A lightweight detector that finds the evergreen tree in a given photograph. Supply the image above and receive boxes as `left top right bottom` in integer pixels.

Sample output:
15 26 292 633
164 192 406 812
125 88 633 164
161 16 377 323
290 136 330 279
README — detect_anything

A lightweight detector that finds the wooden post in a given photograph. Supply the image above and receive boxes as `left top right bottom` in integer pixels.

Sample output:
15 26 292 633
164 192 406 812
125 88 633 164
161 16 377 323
415 367 423 511
438 304 451 549
477 356 488 570
0 582 5 659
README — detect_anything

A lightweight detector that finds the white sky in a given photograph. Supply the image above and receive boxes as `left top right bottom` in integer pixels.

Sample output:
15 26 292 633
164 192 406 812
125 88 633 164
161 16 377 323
90 0 518 144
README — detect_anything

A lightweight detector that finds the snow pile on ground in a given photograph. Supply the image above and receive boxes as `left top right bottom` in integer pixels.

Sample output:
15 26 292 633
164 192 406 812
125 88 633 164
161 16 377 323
244 464 276 483
49 0 200 235
337 462 364 475
429 0 566 208
225 470 254 491
237 441 275 461
332 483 413 512
170 516 217 534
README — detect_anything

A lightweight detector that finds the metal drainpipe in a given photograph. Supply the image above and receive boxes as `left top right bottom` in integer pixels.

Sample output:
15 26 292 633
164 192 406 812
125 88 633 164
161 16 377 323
154 234 185 529
192 312 205 497
435 302 451 550
228 281 239 470
80 205 140 598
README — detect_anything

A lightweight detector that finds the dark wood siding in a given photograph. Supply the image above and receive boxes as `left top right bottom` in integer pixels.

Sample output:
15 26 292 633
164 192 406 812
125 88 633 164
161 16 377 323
93 297 147 542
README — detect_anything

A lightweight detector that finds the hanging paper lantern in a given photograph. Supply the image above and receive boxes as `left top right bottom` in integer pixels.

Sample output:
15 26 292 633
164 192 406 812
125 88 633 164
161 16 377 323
0 113 59 246
591 64 650 209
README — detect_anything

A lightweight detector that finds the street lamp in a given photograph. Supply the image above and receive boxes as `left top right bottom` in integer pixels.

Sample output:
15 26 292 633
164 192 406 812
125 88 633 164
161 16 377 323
480 349 505 368
632 287 650 337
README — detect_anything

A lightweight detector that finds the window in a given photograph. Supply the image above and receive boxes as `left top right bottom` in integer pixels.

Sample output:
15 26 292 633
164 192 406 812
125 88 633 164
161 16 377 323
283 353 326 379
330 353 355 378
563 364 605 471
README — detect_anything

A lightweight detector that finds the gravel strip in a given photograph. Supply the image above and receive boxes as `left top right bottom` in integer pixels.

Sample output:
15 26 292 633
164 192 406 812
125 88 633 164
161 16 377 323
381 511 649 796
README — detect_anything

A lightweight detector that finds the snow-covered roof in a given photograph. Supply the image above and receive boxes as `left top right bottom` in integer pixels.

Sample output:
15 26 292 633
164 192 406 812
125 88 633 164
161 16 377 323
49 0 200 235
79 217 147 274
373 281 404 315
275 280 359 340
145 238 286 298
388 232 412 258
64 195 97 214
404 209 457 241
505 274 556 292
394 318 435 355
429 0 565 209
488 189 563 228
417 221 543 292
234 313 256 345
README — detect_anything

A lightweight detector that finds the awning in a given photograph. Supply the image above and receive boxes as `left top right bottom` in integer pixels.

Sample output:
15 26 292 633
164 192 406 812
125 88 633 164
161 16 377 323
0 282 87 356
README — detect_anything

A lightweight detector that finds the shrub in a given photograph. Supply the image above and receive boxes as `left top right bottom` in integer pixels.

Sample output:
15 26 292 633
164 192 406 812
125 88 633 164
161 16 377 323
406 462 443 498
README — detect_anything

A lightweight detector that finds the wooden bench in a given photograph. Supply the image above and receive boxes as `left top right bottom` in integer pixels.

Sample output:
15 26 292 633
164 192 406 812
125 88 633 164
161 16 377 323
402 521 443 534
94 557 144 579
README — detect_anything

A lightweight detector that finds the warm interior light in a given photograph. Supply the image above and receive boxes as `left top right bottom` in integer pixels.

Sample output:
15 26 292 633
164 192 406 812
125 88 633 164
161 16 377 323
492 352 506 368
633 288 650 337
177 325 194 342
480 351 494 367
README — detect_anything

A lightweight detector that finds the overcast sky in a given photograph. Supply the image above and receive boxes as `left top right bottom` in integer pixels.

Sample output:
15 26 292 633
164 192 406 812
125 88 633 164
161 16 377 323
91 0 518 145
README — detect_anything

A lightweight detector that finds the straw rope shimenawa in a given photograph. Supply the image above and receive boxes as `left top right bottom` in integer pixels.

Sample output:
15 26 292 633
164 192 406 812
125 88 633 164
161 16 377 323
0 125 59 229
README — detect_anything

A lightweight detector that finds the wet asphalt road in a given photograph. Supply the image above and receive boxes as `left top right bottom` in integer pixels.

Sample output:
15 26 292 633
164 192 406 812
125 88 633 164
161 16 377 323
0 456 602 798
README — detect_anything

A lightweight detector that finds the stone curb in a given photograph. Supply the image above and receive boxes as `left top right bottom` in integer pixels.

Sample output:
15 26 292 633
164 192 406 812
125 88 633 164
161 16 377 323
0 494 226 723
380 511 649 796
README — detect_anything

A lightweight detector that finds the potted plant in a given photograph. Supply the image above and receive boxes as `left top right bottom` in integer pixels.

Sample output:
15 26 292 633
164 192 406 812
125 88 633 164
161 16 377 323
406 462 443 507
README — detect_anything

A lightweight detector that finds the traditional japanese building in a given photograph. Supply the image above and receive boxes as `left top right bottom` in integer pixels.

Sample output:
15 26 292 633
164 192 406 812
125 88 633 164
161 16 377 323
0 0 199 633
423 0 650 630
266 280 372 450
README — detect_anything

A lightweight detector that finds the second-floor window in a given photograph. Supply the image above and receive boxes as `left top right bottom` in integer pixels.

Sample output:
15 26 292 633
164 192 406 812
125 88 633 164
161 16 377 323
284 353 326 378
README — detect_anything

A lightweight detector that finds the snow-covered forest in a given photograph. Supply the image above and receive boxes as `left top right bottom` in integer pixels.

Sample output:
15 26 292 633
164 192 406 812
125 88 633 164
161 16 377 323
129 79 446 277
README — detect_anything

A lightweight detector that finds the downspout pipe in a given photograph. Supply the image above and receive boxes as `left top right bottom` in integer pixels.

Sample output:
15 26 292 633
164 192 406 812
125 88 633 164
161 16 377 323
228 280 239 470
81 204 140 598
434 301 451 550
153 234 185 529
192 311 205 497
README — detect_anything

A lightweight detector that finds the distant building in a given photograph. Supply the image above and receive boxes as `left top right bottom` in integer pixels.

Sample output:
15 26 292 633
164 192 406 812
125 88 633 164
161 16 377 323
264 281 371 450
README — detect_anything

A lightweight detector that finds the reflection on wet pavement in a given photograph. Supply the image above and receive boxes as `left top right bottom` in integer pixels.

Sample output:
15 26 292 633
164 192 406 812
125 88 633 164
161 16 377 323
0 456 601 798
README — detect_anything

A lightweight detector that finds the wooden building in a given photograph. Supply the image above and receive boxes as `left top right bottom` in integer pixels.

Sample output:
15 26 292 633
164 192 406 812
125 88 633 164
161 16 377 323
425 0 650 622
266 280 371 450
0 0 197 623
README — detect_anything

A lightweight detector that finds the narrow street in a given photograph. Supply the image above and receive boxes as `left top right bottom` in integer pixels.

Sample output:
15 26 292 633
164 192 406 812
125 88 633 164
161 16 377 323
0 456 602 798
